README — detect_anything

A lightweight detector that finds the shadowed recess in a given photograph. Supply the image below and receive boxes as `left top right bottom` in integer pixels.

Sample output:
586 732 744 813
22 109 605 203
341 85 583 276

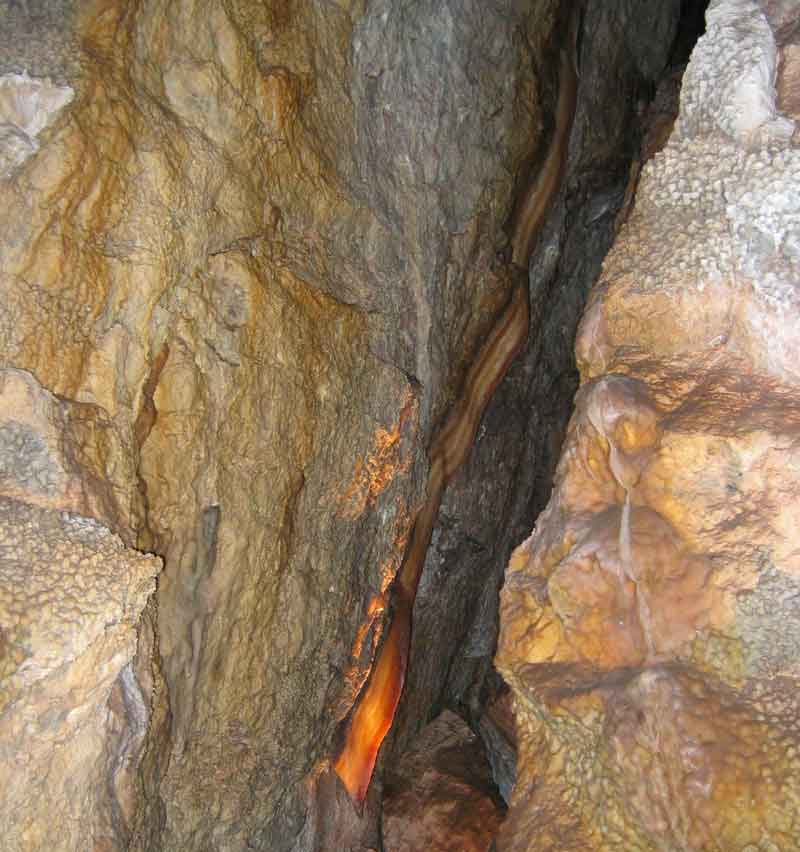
332 6 579 804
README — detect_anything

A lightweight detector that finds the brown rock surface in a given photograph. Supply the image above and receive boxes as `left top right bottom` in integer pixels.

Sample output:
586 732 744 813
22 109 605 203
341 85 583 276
497 2 800 849
3 0 778 848
778 42 800 122
382 710 505 852
0 364 162 850
0 496 160 852
0 0 546 849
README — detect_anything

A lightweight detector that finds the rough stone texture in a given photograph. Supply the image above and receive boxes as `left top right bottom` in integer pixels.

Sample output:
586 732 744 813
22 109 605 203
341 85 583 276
0 1 79 83
478 687 517 805
391 0 682 766
497 1 800 849
678 0 794 144
0 1 550 849
0 71 73 177
381 710 505 852
0 496 160 852
778 43 800 122
0 367 139 535
0 0 732 848
345 0 543 401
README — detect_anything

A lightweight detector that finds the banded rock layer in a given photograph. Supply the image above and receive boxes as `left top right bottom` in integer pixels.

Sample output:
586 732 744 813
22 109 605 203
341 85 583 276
0 1 546 849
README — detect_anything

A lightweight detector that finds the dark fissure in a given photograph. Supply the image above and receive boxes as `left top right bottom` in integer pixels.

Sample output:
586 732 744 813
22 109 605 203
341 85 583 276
368 1 712 849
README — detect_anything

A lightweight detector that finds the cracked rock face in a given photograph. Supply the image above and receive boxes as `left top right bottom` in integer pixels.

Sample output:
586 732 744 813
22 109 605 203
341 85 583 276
497 1 800 849
0 1 547 849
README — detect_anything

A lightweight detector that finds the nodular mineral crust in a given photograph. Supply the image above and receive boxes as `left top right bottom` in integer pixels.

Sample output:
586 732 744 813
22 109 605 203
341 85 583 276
496 2 800 849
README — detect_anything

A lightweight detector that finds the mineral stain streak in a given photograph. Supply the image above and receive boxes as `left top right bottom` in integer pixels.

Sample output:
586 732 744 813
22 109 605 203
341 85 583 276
333 11 579 804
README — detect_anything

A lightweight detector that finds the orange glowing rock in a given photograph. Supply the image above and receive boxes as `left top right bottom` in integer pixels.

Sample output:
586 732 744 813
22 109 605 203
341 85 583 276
332 280 530 805
333 595 411 803
337 392 417 520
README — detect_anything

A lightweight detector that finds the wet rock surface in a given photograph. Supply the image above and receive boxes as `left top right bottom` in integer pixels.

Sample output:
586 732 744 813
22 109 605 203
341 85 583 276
4 0 794 848
0 0 547 849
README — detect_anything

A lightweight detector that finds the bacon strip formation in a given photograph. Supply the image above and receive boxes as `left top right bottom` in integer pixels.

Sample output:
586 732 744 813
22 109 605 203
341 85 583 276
334 25 578 805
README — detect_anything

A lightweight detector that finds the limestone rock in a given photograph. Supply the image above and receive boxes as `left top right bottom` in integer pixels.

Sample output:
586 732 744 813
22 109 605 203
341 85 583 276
0 368 138 536
1 0 765 847
778 43 800 122
0 71 73 177
382 710 505 852
390 0 682 769
497 2 800 849
0 496 160 852
478 687 517 805
0 1 546 849
677 0 794 144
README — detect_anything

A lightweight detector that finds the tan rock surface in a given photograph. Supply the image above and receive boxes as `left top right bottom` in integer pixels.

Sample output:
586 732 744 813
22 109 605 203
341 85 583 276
0 0 545 848
0 496 160 852
778 42 800 122
382 710 505 852
497 1 800 849
4 0 775 847
0 367 139 535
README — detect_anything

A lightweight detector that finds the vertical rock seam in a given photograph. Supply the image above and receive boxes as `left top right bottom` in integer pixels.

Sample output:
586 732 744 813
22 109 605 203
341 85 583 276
333 14 579 804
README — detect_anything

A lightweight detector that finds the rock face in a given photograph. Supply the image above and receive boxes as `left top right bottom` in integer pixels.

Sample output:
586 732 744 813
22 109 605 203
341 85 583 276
0 496 160 851
8 0 794 848
0 1 549 849
497 1 800 849
381 710 505 852
390 0 682 763
478 687 517 805
0 364 161 850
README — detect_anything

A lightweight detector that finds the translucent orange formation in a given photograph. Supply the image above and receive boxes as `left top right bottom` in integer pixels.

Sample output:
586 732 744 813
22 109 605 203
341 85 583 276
332 282 529 804
333 595 411 802
337 392 417 519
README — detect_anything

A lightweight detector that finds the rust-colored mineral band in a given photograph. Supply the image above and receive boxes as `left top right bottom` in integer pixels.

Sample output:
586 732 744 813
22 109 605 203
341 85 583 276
333 19 577 804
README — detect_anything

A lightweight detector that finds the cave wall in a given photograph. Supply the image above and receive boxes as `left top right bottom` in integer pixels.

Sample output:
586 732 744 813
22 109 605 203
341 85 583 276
497 0 800 848
391 0 683 757
0 1 551 850
6 0 796 849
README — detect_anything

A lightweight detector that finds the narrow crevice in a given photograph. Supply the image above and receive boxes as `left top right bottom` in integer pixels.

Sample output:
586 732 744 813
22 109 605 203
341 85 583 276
132 340 170 553
375 2 715 849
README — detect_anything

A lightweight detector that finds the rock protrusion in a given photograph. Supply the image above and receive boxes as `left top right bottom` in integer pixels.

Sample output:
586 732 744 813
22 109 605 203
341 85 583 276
496 1 800 848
